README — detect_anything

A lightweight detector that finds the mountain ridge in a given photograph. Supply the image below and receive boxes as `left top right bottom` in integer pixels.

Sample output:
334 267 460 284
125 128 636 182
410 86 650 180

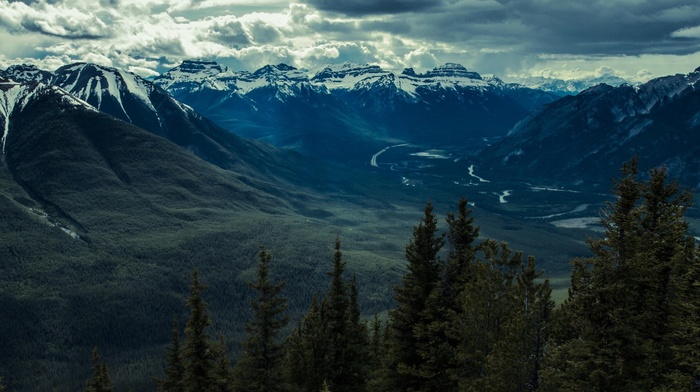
479 67 700 188
151 60 559 160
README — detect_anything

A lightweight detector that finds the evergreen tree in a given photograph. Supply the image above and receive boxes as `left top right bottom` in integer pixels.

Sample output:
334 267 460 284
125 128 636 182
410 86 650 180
480 255 553 391
182 269 216 392
368 314 383 371
345 274 369 392
286 238 370 392
412 198 480 392
367 319 391 392
383 201 445 392
444 198 480 293
326 237 350 392
541 160 696 391
156 316 185 392
85 347 112 392
448 240 520 390
212 336 235 392
286 294 330 392
665 242 700 389
233 247 289 392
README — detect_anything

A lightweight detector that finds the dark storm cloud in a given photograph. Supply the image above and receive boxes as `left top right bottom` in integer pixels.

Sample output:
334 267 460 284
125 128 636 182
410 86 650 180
306 0 441 16
371 0 700 57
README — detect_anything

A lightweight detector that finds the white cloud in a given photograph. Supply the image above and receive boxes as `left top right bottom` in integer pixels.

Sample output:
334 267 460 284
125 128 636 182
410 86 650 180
403 47 438 71
0 0 698 82
671 25 700 38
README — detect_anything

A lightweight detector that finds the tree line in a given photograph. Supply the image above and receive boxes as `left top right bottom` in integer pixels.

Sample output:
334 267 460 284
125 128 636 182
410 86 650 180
76 159 700 391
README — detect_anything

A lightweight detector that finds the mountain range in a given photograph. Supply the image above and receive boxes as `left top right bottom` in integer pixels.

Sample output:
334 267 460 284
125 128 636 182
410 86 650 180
511 73 631 96
2 59 700 391
153 61 560 161
480 67 700 189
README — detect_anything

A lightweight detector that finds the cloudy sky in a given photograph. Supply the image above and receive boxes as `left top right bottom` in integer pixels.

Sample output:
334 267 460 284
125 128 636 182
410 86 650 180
1 0 699 82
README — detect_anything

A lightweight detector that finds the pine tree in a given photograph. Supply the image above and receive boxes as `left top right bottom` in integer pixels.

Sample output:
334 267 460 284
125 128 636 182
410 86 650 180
665 242 700 389
286 294 330 392
480 255 553 391
286 238 370 392
233 247 288 392
156 316 185 392
345 274 369 392
212 336 235 392
448 240 521 390
412 198 480 392
368 314 383 370
182 269 216 392
85 347 112 392
444 198 480 293
540 160 696 391
383 201 445 392
326 237 350 392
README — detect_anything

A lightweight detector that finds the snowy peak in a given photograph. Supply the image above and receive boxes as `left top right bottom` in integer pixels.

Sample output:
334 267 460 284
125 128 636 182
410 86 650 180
312 63 387 82
157 61 324 97
52 62 158 122
1 64 54 84
480 66 700 188
513 73 631 95
177 60 228 75
154 60 237 92
0 81 96 157
636 70 700 111
249 63 309 84
422 63 483 80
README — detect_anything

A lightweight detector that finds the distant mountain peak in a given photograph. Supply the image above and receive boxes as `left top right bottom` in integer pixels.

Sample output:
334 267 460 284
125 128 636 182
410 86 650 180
177 60 229 75
311 63 385 82
253 63 300 77
421 63 482 79
2 63 54 84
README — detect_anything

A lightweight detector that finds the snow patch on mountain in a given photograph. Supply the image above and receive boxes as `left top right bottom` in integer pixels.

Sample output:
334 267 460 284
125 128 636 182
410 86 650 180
117 69 157 113
54 86 100 112
0 82 41 155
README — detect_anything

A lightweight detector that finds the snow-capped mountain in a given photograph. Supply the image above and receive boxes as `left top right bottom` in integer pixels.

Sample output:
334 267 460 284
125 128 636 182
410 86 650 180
512 73 631 96
2 64 55 84
0 63 310 181
479 67 700 188
0 79 96 161
153 60 559 159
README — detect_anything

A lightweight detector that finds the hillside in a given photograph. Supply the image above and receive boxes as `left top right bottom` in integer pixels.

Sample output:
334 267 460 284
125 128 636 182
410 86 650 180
478 67 700 190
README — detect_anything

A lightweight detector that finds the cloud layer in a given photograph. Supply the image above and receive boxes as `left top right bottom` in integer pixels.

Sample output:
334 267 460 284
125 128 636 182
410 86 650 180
0 0 699 81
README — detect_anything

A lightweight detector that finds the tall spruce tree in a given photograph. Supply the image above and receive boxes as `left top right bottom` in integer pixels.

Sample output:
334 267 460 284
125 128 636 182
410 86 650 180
445 198 480 293
85 347 112 392
182 269 216 392
326 237 350 392
345 274 369 392
448 240 521 390
405 198 480 392
383 201 445 392
665 242 700 389
479 255 553 391
156 316 185 392
287 238 370 392
233 247 288 392
286 294 330 392
540 160 696 391
212 336 235 392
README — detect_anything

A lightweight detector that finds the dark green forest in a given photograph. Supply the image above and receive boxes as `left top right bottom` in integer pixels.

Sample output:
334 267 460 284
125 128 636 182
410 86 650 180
3 160 700 391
